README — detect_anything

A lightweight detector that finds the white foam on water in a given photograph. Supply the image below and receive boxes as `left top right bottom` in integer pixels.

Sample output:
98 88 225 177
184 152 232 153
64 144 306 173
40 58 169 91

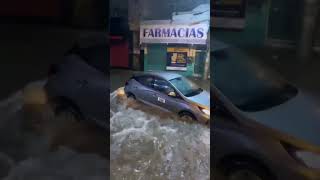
5 147 107 180
0 80 108 179
110 88 210 180
0 91 24 116
0 83 209 180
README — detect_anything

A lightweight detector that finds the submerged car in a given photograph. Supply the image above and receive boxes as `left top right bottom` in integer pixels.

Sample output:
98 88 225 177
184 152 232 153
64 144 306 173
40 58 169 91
124 71 210 123
45 42 108 129
212 41 320 180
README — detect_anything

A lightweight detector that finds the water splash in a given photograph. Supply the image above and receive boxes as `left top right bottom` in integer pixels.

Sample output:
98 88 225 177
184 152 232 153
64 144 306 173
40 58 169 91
0 80 108 179
110 88 210 180
5 147 107 180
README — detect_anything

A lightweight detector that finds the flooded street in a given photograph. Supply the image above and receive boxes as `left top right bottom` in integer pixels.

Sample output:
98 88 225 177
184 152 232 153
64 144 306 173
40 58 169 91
0 80 108 179
110 88 210 180
0 81 209 180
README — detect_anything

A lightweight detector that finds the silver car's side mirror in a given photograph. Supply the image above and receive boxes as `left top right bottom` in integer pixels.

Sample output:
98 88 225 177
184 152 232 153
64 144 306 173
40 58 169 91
168 91 176 97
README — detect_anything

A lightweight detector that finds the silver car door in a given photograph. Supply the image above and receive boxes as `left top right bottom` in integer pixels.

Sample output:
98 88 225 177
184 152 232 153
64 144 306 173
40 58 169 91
153 78 185 113
134 75 158 105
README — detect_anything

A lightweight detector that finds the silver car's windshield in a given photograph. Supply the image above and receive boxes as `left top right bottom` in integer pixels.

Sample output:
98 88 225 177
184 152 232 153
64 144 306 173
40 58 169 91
169 77 202 97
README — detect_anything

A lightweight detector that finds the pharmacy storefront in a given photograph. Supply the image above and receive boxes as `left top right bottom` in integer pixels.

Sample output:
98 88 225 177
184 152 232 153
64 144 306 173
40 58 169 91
140 20 209 77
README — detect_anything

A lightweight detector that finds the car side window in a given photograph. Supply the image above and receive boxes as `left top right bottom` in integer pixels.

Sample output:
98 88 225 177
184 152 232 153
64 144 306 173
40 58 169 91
136 76 153 88
153 78 174 94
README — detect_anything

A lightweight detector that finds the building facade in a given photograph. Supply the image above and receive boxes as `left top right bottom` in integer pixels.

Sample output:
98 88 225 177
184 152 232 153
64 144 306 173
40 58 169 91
128 2 210 79
140 20 209 78
212 0 320 57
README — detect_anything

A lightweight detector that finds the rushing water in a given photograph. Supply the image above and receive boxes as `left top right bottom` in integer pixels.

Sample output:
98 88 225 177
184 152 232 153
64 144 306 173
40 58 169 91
110 88 210 180
0 81 209 180
0 80 108 179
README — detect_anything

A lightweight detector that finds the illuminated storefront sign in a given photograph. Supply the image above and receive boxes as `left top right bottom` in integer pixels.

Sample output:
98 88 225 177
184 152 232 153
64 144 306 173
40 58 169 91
140 22 209 45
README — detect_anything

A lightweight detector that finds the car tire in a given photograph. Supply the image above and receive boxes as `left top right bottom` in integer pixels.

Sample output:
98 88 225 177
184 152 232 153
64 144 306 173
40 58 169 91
179 111 196 122
50 98 82 122
223 160 272 180
127 93 136 100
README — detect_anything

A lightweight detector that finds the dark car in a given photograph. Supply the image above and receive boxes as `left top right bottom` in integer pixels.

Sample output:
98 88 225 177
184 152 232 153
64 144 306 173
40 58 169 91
212 42 320 180
45 43 108 129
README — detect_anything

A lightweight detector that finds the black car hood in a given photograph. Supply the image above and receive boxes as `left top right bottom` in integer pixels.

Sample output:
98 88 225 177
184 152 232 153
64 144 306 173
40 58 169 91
243 91 320 149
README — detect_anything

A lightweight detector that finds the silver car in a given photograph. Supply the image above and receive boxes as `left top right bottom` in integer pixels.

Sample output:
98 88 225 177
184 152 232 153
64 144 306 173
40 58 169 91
212 41 320 180
124 71 210 123
45 43 109 130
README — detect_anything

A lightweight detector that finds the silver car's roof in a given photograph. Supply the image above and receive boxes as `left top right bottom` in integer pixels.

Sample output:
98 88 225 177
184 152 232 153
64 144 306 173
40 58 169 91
135 71 182 81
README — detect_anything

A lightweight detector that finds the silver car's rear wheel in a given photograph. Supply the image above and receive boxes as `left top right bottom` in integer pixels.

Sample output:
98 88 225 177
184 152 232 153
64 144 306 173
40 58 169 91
50 98 82 122
126 93 136 100
179 112 196 122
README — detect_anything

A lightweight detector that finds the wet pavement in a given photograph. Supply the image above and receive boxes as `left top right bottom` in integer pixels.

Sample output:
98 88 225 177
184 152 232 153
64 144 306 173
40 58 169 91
110 88 210 180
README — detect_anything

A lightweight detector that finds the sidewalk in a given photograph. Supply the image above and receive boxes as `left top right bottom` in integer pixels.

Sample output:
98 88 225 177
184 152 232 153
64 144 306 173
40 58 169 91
110 69 210 92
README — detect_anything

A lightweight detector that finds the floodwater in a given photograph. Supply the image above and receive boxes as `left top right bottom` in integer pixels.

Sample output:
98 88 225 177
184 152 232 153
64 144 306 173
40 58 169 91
0 80 108 179
0 81 209 180
110 88 210 180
